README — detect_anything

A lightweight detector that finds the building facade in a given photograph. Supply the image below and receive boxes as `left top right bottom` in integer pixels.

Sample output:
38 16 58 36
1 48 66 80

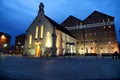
24 3 76 57
61 11 119 55
14 34 26 55
0 32 11 53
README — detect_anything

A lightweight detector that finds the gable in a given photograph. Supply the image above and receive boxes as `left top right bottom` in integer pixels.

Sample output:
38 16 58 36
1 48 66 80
61 15 82 27
45 15 75 38
84 11 114 24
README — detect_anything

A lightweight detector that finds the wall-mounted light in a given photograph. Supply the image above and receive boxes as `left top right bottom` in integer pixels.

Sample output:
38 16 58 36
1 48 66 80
3 43 7 48
1 35 6 42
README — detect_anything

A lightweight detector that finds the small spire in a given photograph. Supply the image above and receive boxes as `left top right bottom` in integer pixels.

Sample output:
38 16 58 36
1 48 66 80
38 2 44 14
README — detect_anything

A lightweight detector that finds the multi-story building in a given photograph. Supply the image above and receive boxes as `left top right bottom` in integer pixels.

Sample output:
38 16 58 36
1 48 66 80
61 11 119 55
0 32 11 53
24 3 76 57
14 34 26 55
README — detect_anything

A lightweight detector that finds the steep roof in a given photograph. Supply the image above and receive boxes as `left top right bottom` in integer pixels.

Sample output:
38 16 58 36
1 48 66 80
16 33 26 38
84 10 114 24
61 15 82 27
45 15 75 38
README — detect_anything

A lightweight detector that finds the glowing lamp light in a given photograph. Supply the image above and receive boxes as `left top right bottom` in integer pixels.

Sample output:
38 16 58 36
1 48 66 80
1 35 6 42
1 35 6 39
21 45 24 48
3 44 7 48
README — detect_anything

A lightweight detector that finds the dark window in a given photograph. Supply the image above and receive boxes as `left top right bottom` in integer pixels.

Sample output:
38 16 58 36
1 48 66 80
95 40 97 42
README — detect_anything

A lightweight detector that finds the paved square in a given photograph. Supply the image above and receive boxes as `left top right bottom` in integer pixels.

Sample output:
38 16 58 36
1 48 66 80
0 56 120 80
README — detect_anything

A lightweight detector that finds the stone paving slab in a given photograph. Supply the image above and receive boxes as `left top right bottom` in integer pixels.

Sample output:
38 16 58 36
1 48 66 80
0 56 120 80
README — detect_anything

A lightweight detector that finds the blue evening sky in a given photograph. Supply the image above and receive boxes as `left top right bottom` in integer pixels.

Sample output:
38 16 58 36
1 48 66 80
0 0 120 45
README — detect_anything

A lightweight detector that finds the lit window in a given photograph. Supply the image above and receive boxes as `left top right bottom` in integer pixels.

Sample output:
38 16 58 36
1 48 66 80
85 34 87 37
108 41 111 44
108 18 110 22
103 26 105 29
35 26 38 39
29 35 32 45
103 20 105 22
90 33 92 36
40 25 44 38
109 26 111 28
95 33 96 36
18 42 21 44
46 32 52 48
80 22 82 25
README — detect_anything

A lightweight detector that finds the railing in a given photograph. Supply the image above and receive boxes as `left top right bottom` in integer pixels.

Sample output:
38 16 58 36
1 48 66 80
65 21 114 30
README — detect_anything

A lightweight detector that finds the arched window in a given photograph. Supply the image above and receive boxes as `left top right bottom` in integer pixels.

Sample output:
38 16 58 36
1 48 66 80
29 35 32 45
40 25 44 38
46 32 52 48
35 26 38 39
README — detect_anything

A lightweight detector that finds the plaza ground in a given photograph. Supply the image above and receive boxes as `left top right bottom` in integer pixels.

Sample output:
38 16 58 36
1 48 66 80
0 56 120 80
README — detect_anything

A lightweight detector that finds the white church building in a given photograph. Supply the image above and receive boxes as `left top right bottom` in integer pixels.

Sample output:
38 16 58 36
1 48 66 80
24 2 76 57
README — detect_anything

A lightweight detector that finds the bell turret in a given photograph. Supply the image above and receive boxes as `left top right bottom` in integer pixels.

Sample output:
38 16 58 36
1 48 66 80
38 2 44 14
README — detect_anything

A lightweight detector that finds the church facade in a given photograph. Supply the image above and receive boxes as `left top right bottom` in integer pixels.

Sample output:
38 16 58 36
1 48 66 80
24 3 76 57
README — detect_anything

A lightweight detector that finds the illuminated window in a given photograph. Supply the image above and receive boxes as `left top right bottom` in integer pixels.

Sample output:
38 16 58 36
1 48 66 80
90 33 92 36
46 32 52 48
29 35 32 45
108 41 111 44
108 18 110 22
103 26 105 29
85 34 87 37
35 26 38 39
109 26 111 28
80 22 82 25
103 20 105 22
18 42 21 44
40 25 44 38
1 35 6 42
95 33 96 37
